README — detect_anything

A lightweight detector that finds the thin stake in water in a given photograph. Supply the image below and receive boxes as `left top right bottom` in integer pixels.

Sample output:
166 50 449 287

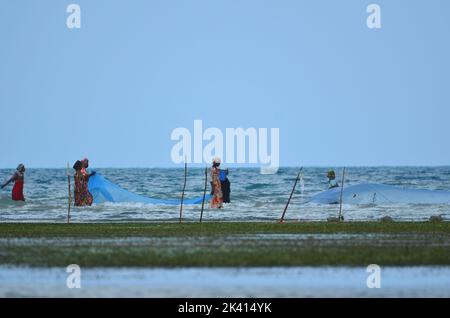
179 160 188 223
200 167 208 223
279 167 303 223
338 167 346 221
66 162 71 224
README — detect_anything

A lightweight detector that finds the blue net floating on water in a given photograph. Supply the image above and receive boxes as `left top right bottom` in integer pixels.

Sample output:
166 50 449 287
311 183 450 205
88 173 209 205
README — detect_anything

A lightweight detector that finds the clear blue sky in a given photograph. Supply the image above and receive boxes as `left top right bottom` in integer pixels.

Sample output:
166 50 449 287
1 0 449 168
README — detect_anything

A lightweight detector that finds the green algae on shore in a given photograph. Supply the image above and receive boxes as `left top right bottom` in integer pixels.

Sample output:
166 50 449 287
0 222 449 267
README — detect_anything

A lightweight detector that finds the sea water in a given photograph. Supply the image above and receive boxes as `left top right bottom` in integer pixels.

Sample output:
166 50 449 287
0 167 449 222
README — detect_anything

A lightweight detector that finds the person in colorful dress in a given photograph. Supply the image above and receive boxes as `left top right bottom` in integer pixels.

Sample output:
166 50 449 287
1 164 26 201
73 160 96 206
210 157 224 209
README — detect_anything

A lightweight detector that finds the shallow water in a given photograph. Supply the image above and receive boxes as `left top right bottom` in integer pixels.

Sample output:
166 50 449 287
0 266 449 297
1 167 450 222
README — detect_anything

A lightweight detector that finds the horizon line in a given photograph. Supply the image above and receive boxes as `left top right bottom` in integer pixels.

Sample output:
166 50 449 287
1 165 450 170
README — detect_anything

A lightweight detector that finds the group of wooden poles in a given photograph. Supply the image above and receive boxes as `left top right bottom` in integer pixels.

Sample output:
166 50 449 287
178 164 348 224
65 162 347 224
178 162 209 224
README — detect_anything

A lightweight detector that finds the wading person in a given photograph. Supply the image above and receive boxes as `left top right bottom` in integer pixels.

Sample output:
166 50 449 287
327 170 339 189
210 157 223 209
1 164 26 201
73 160 96 206
220 167 231 203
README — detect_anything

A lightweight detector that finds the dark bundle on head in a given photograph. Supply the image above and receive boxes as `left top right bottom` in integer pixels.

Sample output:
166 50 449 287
73 160 83 171
327 170 336 179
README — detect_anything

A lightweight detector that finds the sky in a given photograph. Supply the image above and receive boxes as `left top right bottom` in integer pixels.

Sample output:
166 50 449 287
0 0 449 168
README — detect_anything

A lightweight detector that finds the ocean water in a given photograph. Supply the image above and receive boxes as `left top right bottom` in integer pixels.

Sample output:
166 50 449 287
0 167 449 222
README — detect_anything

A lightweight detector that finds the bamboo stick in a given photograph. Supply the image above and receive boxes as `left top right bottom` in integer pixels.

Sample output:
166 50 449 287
200 167 208 223
338 167 346 221
66 162 71 224
279 168 303 223
179 160 187 223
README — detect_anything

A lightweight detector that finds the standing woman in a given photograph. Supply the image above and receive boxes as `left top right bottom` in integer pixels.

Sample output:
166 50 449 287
73 160 95 206
210 157 223 209
1 164 26 201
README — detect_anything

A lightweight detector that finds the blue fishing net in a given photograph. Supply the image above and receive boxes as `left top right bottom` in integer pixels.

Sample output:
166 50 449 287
311 183 450 205
88 173 209 205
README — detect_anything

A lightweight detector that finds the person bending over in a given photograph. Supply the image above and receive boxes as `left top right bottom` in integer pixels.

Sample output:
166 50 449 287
1 164 26 201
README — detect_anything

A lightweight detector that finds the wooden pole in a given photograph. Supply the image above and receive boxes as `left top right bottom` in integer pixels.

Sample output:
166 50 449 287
200 167 208 223
279 168 303 223
179 160 187 223
66 162 71 224
338 167 346 221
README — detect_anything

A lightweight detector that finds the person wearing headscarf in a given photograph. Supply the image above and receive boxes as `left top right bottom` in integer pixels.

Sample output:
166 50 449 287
327 170 339 189
81 158 89 175
1 164 26 201
210 157 224 209
73 160 95 206
81 158 96 183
